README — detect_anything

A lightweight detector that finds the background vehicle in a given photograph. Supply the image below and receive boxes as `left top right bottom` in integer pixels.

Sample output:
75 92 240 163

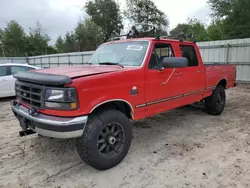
11 36 236 170
0 63 40 98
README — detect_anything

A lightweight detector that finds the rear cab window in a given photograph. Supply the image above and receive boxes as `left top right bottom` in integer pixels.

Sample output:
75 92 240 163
180 45 199 67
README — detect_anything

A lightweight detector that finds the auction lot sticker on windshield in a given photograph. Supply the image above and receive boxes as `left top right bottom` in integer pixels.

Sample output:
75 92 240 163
127 45 143 51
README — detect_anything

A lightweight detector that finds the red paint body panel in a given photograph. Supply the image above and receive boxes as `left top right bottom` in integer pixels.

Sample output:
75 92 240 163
35 65 128 78
205 64 236 89
21 38 236 120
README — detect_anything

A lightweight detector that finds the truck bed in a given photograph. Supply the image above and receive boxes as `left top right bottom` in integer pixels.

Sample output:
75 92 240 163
205 64 236 89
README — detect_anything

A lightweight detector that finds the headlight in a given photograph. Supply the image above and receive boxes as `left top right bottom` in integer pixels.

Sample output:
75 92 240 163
45 88 78 110
45 90 64 101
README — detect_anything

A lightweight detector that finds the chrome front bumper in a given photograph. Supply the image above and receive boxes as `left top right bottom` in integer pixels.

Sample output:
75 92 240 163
11 101 88 139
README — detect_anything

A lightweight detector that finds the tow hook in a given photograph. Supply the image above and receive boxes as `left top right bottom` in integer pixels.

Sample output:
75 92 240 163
19 130 36 137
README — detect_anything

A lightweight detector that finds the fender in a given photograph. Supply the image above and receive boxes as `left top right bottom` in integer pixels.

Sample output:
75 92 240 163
90 99 134 119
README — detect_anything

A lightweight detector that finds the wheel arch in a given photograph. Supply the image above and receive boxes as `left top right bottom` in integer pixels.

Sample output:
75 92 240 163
90 99 134 119
217 79 227 88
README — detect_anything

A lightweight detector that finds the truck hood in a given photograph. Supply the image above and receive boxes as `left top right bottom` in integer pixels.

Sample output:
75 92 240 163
34 65 131 78
14 65 136 86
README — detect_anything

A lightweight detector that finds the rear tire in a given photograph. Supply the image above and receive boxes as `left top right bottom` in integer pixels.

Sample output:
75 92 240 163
205 85 226 115
76 109 132 170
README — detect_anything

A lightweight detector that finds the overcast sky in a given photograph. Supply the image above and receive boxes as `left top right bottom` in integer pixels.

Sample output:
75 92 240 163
0 0 211 43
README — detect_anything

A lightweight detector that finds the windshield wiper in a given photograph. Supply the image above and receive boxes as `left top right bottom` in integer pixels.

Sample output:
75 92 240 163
99 62 124 68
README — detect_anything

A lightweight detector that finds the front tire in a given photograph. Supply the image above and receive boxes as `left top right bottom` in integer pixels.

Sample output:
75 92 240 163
76 109 132 170
205 85 226 115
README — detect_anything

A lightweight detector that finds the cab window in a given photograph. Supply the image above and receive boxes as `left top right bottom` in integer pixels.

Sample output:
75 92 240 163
180 45 199 67
149 43 174 69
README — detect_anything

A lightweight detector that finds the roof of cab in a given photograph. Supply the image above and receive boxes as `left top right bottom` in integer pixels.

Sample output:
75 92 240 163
103 37 195 45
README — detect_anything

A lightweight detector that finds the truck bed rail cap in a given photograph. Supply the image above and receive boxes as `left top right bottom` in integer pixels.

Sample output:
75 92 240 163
14 71 72 85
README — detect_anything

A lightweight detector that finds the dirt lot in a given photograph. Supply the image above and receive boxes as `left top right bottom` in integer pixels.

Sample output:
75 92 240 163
0 85 250 188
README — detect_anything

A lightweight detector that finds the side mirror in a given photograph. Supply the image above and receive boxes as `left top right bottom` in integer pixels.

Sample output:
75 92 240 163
162 57 188 68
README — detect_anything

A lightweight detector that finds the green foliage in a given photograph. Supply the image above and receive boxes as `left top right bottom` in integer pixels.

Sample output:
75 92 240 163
63 32 78 53
46 46 58 55
208 0 250 39
3 0 250 57
26 22 51 56
1 20 27 57
55 36 65 53
54 18 104 53
170 23 188 36
206 20 225 41
186 19 210 41
170 19 209 41
0 21 56 57
0 28 4 56
0 28 3 42
75 18 104 51
85 0 123 40
125 0 169 32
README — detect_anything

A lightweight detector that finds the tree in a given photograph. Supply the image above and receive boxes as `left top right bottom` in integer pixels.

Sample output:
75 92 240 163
85 0 123 41
0 28 4 57
208 0 250 39
186 19 209 41
75 18 104 51
26 22 51 56
1 20 26 57
170 23 188 36
207 20 225 41
46 46 58 54
63 32 78 53
0 28 3 42
125 0 169 32
55 36 65 53
170 19 209 42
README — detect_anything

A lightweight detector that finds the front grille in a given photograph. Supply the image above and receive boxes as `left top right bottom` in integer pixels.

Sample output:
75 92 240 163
15 81 43 109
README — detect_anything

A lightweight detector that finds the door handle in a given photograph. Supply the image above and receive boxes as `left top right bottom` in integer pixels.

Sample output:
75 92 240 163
198 70 204 73
174 72 183 76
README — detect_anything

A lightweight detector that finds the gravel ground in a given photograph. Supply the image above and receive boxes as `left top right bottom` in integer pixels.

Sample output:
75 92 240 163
0 85 250 188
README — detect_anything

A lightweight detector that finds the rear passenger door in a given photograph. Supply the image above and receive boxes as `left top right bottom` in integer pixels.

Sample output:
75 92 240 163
180 45 205 102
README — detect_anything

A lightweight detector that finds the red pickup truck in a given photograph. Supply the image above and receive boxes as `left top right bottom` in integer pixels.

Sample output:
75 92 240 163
11 37 236 170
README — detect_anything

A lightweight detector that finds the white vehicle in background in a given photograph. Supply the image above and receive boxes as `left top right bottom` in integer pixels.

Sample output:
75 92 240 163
0 63 40 98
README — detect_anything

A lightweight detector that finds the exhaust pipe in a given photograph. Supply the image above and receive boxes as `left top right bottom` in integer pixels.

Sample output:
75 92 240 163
19 129 36 137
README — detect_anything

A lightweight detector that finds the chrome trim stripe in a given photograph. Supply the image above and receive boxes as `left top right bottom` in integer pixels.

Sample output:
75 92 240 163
183 89 205 97
135 89 206 108
206 86 216 90
135 104 146 108
136 104 147 108
147 95 183 106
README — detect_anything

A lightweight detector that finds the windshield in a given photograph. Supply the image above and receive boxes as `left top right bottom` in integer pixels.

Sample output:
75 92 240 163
88 41 149 66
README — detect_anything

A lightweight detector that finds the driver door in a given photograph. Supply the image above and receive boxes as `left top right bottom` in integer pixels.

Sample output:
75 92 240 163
145 42 184 117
